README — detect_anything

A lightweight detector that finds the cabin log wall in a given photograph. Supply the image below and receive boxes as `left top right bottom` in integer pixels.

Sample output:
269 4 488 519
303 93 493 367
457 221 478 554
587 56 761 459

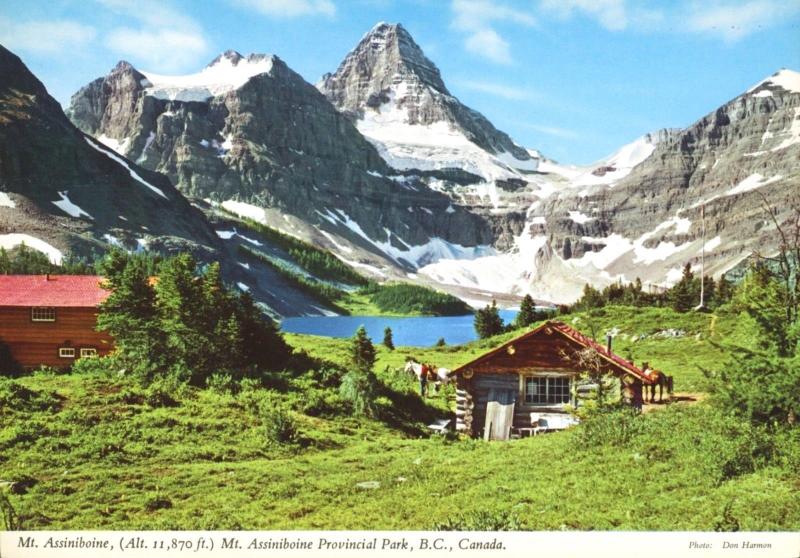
453 323 652 438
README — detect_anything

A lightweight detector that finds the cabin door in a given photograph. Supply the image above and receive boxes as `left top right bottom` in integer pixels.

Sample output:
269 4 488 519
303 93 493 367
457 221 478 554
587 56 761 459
483 388 516 441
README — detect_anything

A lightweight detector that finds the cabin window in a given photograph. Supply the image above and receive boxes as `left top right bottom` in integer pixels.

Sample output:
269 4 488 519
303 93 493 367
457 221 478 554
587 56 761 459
524 376 571 405
58 347 76 358
80 348 97 358
31 307 56 322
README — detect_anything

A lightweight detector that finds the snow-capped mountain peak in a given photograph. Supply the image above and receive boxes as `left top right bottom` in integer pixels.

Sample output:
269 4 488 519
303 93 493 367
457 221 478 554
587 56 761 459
318 21 539 207
140 52 277 102
747 68 800 95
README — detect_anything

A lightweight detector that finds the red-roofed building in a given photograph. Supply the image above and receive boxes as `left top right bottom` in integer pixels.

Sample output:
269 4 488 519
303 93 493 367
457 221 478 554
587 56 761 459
450 321 653 439
0 275 113 369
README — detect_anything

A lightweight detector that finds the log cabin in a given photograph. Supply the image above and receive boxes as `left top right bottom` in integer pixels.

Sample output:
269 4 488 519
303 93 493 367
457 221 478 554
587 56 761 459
451 320 654 440
0 275 113 369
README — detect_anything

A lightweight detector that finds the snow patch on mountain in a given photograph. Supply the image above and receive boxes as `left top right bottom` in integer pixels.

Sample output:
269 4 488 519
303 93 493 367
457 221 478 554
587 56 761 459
84 137 169 199
318 206 494 267
770 107 800 152
747 69 800 94
0 192 15 208
569 134 660 188
52 191 93 219
727 173 783 196
356 84 535 197
141 53 275 102
0 234 63 264
98 134 130 155
221 200 268 224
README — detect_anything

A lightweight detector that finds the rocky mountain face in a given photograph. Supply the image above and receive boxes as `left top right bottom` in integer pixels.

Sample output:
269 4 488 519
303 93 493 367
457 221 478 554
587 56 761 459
317 22 544 236
0 44 217 261
0 45 362 317
32 21 800 308
67 49 493 270
319 22 532 160
420 70 800 303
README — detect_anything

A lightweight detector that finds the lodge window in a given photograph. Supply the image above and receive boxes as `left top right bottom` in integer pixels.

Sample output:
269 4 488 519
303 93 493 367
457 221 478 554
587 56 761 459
31 307 56 322
80 348 97 358
524 376 571 405
58 347 76 358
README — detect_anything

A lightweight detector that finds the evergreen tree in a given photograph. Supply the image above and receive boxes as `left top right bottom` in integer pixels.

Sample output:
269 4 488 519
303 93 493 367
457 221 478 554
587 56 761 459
350 325 376 374
716 275 734 306
96 251 290 385
731 264 796 357
474 300 504 339
515 294 537 328
97 250 164 380
670 263 696 312
341 326 380 417
383 327 395 351
577 283 605 310
0 248 10 274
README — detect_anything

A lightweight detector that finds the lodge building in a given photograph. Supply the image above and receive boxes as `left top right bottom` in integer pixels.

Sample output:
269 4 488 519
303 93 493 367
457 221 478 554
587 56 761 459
0 275 113 369
451 320 655 440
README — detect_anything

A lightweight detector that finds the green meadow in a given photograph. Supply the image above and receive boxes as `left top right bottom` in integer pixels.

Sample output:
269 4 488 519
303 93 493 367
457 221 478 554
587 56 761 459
1 306 798 530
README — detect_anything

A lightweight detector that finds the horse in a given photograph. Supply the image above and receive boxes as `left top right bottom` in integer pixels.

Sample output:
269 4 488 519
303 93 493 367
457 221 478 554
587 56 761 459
404 359 454 396
641 362 674 403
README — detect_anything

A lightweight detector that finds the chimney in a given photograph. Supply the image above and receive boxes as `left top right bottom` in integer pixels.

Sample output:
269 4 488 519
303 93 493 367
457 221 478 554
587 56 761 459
606 333 612 353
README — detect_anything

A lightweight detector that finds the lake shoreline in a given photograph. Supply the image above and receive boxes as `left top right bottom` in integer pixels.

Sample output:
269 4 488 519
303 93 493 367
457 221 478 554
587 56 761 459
281 311 519 347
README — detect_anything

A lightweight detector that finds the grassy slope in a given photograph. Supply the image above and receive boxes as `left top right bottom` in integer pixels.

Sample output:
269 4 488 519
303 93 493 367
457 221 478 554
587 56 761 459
1 306 797 530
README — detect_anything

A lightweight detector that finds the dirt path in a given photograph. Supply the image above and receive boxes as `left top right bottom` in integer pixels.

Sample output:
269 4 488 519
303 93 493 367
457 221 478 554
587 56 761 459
642 392 706 413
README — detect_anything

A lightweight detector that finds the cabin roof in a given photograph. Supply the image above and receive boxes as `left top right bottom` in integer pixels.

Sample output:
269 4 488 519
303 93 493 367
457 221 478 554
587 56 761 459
452 320 653 383
0 275 109 307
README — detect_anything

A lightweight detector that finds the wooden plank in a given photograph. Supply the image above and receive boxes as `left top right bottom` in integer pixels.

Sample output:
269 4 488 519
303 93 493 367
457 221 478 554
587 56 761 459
483 388 516 441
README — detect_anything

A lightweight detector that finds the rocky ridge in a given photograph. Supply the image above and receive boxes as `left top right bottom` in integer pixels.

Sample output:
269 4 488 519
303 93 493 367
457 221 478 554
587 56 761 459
67 48 494 271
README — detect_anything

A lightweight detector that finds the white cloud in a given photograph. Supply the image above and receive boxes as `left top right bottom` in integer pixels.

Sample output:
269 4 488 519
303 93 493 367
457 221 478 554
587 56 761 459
540 0 630 30
451 0 536 64
0 18 96 55
525 124 579 139
457 79 531 100
465 29 512 64
686 0 800 42
105 28 209 71
538 0 795 40
97 0 210 72
233 0 336 17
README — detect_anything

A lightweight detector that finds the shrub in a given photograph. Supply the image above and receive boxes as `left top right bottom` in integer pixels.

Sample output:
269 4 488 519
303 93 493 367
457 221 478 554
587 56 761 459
301 390 348 417
0 379 61 413
144 494 173 512
709 353 800 425
0 491 20 530
435 510 522 531
713 501 740 532
263 405 298 445
574 405 644 448
144 380 180 409
339 370 380 418
0 339 20 377
206 373 235 394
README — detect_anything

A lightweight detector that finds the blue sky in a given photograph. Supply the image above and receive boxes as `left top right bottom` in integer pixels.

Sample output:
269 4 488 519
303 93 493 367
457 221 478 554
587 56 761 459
1 0 799 164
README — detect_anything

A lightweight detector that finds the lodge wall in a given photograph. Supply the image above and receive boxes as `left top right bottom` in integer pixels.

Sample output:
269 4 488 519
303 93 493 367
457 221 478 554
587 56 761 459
0 306 113 368
456 369 583 436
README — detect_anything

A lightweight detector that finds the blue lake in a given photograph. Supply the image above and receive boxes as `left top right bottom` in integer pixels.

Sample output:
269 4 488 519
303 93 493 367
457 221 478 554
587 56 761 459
281 310 519 347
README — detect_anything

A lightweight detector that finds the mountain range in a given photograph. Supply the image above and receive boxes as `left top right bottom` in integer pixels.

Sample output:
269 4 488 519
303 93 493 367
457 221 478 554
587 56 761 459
1 22 798 314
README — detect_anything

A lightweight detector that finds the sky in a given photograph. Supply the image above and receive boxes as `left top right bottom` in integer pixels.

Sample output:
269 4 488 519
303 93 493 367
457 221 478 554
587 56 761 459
1 0 799 164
